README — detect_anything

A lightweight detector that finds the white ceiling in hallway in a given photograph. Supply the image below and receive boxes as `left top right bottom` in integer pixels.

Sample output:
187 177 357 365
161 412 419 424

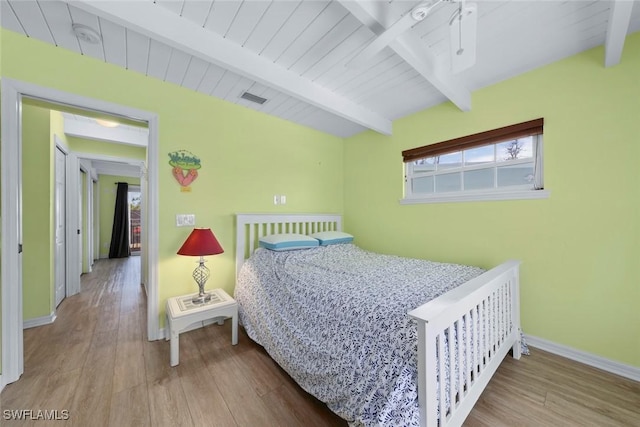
3 0 639 138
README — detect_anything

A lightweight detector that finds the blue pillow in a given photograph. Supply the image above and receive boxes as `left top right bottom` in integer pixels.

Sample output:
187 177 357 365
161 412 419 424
259 233 319 251
310 231 354 246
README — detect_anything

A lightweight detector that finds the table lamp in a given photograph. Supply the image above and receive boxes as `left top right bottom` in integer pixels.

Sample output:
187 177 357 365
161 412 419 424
177 228 224 304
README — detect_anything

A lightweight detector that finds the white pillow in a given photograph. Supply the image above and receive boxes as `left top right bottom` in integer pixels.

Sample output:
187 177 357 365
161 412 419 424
259 233 319 251
310 231 354 246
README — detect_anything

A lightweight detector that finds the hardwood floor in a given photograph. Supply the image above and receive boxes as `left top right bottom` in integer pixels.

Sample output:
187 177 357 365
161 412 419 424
2 257 638 426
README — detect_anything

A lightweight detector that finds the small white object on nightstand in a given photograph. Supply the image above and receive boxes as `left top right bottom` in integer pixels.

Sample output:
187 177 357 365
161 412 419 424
166 288 238 367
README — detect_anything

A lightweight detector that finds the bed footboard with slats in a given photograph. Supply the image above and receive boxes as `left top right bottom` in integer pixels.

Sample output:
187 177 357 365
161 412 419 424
235 213 520 427
409 260 522 427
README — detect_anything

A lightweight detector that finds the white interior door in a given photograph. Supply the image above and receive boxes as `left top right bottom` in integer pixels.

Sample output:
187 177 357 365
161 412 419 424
87 176 93 269
55 146 67 307
93 179 99 262
78 169 84 276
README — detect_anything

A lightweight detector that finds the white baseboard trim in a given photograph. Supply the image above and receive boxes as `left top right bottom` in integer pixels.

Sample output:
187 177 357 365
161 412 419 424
23 312 57 329
525 334 640 382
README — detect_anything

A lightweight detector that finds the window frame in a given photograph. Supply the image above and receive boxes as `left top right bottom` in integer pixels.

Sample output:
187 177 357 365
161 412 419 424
401 119 550 204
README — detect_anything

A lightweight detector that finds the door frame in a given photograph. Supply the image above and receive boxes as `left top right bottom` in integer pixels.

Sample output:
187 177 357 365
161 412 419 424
1 78 160 387
54 135 81 299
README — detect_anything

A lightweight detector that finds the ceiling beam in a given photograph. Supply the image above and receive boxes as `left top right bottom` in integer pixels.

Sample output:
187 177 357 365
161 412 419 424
605 0 634 67
91 161 142 178
64 119 148 147
70 0 392 135
339 0 471 111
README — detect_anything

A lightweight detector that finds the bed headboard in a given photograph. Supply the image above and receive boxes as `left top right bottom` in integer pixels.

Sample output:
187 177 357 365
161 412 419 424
235 213 342 279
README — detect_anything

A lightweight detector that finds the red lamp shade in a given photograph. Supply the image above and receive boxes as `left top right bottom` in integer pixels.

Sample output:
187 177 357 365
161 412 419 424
177 228 224 256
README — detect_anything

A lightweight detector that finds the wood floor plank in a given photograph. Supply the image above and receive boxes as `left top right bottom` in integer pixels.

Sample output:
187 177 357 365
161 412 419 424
32 368 82 412
203 323 285 397
545 390 640 426
69 331 117 427
2 256 639 427
142 337 174 384
261 371 348 427
112 339 146 394
147 371 193 427
176 337 238 427
199 342 283 426
108 384 151 427
9 369 84 427
0 375 48 424
532 349 640 409
112 309 146 393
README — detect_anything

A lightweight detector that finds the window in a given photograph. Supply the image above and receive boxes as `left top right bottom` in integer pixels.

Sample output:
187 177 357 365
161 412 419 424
402 118 549 204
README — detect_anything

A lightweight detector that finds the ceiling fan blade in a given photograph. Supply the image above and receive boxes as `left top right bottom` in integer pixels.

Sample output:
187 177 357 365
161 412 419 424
347 11 417 67
450 2 477 73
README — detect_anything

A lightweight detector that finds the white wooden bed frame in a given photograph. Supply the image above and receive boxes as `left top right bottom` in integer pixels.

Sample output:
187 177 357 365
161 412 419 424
236 213 522 427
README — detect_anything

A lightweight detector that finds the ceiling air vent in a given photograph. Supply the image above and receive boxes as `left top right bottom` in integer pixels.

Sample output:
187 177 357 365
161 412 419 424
240 91 268 105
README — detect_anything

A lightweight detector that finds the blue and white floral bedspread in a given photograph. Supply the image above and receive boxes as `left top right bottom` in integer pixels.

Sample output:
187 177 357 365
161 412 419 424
234 244 485 426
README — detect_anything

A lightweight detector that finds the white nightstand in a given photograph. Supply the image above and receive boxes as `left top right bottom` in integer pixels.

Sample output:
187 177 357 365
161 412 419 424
166 288 238 366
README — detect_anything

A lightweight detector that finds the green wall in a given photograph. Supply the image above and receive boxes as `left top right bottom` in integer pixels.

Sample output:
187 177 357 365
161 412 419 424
67 136 146 159
1 28 344 333
344 32 640 367
22 103 55 320
98 175 141 259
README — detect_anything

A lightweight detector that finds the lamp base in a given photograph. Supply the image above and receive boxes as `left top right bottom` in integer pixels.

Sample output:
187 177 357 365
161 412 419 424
192 292 212 304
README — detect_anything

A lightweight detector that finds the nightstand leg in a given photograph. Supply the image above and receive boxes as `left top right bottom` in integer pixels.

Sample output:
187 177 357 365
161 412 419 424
231 310 238 345
170 329 179 367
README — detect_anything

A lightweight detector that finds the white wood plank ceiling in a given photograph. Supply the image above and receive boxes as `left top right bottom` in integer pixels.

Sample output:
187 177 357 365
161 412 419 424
3 1 639 138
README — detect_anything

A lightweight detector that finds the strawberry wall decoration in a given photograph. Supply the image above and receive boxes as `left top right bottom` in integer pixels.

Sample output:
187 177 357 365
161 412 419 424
168 150 201 192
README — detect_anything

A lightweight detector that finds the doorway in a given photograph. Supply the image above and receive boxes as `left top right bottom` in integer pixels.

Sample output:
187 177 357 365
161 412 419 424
1 78 161 388
128 186 142 255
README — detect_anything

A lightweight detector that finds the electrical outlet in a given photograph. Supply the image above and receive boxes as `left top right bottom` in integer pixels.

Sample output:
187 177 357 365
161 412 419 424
176 214 196 227
280 195 287 205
